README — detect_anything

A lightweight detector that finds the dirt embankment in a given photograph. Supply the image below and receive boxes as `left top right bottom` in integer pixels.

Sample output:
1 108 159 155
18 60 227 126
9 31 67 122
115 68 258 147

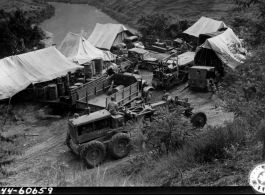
0 70 233 186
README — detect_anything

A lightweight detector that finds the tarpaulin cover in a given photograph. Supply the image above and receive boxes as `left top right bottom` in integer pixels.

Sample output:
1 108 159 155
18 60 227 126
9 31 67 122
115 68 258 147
88 23 134 50
200 28 245 69
0 46 83 100
58 32 115 64
183 16 227 38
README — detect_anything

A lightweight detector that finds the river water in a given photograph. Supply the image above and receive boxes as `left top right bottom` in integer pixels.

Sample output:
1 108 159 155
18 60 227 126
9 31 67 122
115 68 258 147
40 2 120 46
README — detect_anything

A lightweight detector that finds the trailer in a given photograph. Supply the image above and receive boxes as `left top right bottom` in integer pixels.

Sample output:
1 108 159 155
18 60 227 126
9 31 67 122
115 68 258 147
75 74 141 112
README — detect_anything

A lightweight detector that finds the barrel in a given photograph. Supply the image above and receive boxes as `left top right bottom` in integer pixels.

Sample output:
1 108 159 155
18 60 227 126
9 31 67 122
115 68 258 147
48 84 58 100
69 86 78 92
93 57 103 75
57 82 65 96
74 83 83 88
92 61 96 76
76 78 85 83
84 62 93 79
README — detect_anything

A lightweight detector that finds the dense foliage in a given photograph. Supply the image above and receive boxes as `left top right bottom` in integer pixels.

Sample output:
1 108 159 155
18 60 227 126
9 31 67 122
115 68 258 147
217 0 265 159
137 12 192 42
0 9 45 59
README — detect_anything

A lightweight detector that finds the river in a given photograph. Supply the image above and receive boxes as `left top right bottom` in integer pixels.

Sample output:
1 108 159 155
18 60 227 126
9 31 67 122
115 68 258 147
40 2 122 46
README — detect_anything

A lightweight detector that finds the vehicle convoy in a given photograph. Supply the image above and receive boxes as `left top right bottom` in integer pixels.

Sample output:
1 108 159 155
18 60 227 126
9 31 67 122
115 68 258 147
188 66 221 92
66 94 207 168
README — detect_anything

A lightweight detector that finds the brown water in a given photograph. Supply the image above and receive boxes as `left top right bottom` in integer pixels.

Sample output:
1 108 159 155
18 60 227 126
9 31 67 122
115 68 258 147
40 2 122 46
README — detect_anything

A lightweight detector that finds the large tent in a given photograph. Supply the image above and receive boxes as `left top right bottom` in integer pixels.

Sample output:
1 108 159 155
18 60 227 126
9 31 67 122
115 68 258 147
87 23 134 50
183 16 228 38
58 32 115 64
194 28 245 69
0 46 83 100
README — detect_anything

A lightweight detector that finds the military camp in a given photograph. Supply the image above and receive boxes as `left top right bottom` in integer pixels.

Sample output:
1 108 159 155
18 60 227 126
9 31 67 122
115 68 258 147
0 0 263 191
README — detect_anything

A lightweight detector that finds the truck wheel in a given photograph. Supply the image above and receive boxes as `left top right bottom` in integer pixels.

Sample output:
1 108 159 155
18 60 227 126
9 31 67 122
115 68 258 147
108 133 130 159
80 141 106 168
190 112 207 128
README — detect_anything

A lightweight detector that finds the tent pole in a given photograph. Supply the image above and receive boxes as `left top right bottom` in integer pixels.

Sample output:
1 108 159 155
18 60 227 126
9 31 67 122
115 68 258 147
3 96 12 126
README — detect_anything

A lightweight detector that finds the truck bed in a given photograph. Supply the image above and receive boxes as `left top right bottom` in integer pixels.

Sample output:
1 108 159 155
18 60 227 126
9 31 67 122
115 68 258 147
86 93 107 108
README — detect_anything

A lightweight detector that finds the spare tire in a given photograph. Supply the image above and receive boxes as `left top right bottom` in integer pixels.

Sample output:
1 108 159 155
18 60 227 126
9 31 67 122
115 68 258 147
190 112 207 128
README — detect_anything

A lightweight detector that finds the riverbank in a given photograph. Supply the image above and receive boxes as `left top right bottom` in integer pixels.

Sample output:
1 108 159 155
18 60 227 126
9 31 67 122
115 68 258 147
44 0 242 28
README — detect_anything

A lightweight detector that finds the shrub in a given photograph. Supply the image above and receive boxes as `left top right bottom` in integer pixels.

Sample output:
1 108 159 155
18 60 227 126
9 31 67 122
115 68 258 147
188 119 247 163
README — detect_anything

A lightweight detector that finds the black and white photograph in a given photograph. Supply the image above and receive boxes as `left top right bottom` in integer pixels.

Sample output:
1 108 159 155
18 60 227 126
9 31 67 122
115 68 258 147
0 0 264 193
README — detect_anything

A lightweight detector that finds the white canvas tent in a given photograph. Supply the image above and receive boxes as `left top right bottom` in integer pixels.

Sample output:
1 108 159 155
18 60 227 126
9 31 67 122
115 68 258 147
183 16 228 38
58 32 115 64
196 28 245 69
0 46 83 100
88 23 134 50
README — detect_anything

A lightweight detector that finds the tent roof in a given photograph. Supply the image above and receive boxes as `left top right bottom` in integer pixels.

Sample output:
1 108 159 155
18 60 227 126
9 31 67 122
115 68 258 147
183 16 227 38
0 46 83 100
58 32 114 64
87 23 133 50
200 28 245 69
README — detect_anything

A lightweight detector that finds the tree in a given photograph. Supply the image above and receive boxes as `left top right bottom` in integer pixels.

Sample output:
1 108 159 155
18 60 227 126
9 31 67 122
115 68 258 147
0 9 45 59
230 0 265 46
137 12 192 43
137 12 172 41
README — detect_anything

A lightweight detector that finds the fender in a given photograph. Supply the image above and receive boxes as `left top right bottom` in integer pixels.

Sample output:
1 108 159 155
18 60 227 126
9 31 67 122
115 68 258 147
143 86 155 93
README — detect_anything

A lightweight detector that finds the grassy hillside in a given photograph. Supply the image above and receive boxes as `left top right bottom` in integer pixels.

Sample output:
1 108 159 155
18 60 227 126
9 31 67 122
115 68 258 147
43 0 255 28
0 0 55 23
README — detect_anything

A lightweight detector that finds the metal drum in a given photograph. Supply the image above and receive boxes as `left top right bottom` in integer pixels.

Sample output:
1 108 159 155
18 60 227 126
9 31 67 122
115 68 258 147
93 57 103 75
84 62 93 79
57 83 65 97
48 84 58 100
76 78 85 83
74 83 83 88
69 86 78 92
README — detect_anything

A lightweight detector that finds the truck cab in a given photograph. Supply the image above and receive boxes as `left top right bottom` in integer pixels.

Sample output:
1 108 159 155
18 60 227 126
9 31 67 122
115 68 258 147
125 35 145 49
66 109 130 168
127 48 158 71
188 66 217 91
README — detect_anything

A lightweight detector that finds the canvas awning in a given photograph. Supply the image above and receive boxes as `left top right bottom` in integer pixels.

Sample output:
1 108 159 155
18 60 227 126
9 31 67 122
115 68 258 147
58 32 115 64
199 28 245 69
87 23 134 50
183 16 227 38
0 46 83 100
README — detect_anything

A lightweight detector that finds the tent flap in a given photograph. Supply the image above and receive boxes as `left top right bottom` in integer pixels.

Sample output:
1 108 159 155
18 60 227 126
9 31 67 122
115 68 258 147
0 46 83 100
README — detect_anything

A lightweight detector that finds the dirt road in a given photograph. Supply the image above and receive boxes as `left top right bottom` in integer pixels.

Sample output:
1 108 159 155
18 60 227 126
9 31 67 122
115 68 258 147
0 71 233 186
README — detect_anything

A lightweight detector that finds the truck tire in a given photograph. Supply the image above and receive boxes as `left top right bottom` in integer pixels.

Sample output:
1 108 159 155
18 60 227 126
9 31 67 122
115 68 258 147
190 112 207 128
108 133 130 159
80 141 106 168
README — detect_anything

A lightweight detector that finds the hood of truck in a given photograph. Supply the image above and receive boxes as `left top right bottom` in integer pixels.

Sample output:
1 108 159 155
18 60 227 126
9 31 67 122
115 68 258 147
69 109 111 126
145 57 158 62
